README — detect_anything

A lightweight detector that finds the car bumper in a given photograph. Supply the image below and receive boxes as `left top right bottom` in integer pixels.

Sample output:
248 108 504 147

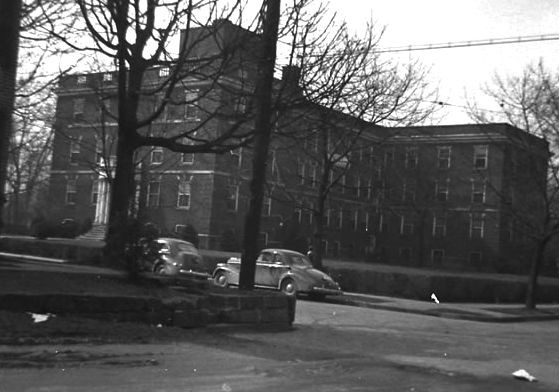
309 286 343 296
178 269 211 279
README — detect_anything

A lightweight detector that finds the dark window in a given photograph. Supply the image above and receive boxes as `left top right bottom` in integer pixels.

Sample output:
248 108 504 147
432 249 444 265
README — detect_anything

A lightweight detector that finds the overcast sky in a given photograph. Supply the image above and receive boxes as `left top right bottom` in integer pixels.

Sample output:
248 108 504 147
332 0 559 124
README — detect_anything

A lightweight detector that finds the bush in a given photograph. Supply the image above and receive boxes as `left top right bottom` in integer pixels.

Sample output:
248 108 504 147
32 218 79 239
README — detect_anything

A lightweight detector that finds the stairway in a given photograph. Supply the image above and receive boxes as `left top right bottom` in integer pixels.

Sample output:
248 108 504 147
78 224 107 241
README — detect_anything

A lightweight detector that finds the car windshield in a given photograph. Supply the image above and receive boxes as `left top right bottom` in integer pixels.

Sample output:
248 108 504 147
287 254 313 268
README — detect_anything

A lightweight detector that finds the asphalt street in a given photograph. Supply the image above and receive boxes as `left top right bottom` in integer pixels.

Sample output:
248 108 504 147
1 298 557 391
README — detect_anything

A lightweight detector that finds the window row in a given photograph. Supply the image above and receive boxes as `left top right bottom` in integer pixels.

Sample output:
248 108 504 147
398 248 483 266
379 213 487 239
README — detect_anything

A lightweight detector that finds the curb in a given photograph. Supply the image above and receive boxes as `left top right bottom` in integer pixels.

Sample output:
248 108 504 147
328 295 559 323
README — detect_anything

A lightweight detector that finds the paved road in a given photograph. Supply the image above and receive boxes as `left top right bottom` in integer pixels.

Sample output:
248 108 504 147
1 298 557 391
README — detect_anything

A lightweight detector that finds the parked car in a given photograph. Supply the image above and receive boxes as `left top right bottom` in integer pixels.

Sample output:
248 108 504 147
151 238 211 279
212 248 343 298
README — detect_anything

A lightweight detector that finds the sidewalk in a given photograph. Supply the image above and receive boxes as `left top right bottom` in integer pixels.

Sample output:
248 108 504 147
2 251 559 324
330 291 559 322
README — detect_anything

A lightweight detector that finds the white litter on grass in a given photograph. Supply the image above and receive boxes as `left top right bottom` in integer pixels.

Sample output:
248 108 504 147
512 369 537 382
430 293 440 304
28 313 54 323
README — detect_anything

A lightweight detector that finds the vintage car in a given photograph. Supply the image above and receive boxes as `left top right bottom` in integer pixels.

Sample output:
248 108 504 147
212 248 343 298
151 238 211 279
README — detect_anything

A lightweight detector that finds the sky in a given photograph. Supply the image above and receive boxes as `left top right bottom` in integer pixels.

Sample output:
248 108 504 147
331 0 559 124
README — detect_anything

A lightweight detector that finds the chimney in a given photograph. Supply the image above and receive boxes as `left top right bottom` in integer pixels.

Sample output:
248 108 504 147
281 65 301 88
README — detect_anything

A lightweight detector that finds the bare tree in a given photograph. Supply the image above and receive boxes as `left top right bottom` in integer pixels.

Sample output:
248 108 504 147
238 0 281 290
0 0 23 233
468 61 558 309
266 1 438 268
3 0 79 232
45 0 274 263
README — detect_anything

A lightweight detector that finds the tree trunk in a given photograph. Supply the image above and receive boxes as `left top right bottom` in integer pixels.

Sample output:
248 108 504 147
0 0 21 233
312 208 325 270
525 237 549 310
238 0 280 290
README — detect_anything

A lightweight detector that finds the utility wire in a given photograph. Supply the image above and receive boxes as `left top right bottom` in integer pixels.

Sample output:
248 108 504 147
376 34 559 53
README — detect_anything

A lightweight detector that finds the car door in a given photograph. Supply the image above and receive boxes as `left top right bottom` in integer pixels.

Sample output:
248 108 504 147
255 251 276 287
268 252 289 286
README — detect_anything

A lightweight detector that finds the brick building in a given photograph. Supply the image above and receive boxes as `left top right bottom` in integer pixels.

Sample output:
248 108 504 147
46 20 549 273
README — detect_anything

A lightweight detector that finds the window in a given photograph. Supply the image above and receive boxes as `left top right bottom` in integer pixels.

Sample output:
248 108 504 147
356 176 362 198
91 180 99 205
400 247 411 262
298 160 305 185
77 75 87 85
469 251 482 267
400 215 414 235
174 224 187 235
432 215 446 236
65 176 77 205
380 180 390 200
435 179 449 202
151 147 163 164
227 181 239 211
304 132 319 153
474 145 488 169
325 208 331 227
353 210 359 231
73 98 85 119
147 180 160 208
471 181 486 203
470 213 484 239
368 146 375 164
270 149 278 177
367 179 373 199
438 146 451 169
402 180 416 202
69 138 81 164
384 148 394 166
235 96 249 113
379 213 387 232
95 136 105 164
159 67 169 77
184 89 199 120
230 148 242 167
181 152 194 164
338 208 343 229
99 98 112 118
103 72 113 82
306 201 314 224
431 249 444 265
405 147 418 169
295 206 302 223
263 196 272 216
181 137 194 164
310 164 318 188
177 178 191 209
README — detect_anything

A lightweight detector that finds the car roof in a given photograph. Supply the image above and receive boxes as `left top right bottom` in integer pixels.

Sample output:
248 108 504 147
157 237 194 245
261 248 305 257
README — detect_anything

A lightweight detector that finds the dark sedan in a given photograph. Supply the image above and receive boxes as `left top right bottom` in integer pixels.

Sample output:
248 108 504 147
152 238 211 279
212 248 343 298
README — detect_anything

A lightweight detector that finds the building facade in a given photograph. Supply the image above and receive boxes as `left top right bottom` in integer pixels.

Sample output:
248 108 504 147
46 21 549 274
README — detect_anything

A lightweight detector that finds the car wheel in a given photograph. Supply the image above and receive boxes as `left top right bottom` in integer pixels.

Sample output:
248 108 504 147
153 263 166 274
280 279 297 296
214 271 228 287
